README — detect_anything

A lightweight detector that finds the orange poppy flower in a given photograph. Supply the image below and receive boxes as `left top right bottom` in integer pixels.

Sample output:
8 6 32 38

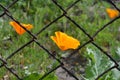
9 21 33 35
51 31 80 51
106 8 119 19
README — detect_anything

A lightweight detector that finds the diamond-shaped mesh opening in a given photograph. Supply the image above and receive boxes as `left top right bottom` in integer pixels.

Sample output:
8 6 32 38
36 16 90 59
5 42 60 79
84 43 115 79
0 2 35 59
66 0 116 36
94 19 120 60
8 0 62 34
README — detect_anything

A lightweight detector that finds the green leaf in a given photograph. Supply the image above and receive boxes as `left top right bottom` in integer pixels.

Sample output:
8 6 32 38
23 73 58 80
43 73 58 80
84 46 113 80
23 73 42 80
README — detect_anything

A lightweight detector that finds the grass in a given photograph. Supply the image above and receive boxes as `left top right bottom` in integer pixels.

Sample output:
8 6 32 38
0 0 120 80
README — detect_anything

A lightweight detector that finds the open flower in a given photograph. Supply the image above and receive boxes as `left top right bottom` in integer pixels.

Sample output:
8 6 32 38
9 21 33 35
51 31 80 51
106 8 119 19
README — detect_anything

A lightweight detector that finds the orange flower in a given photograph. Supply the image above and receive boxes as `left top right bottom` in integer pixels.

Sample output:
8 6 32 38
106 8 119 19
9 21 33 35
51 31 80 51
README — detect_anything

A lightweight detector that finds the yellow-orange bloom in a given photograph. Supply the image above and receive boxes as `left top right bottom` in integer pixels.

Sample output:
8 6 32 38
51 31 80 51
106 8 119 19
9 21 33 35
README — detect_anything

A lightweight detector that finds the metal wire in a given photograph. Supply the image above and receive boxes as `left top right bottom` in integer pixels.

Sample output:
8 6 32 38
0 0 120 80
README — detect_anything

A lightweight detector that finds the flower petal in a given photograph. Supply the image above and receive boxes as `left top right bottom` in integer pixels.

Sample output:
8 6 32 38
51 36 58 45
106 8 119 19
9 21 33 35
51 31 80 51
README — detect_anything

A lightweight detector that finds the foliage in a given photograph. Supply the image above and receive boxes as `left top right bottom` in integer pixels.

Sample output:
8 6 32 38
0 0 120 80
23 73 58 80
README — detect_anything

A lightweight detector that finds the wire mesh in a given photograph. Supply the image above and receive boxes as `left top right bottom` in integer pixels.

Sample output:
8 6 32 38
0 0 120 80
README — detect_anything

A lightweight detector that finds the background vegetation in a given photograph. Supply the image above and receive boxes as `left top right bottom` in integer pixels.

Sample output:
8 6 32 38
0 0 120 80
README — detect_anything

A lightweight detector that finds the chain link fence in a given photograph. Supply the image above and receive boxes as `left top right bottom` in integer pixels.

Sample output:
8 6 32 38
0 0 120 80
